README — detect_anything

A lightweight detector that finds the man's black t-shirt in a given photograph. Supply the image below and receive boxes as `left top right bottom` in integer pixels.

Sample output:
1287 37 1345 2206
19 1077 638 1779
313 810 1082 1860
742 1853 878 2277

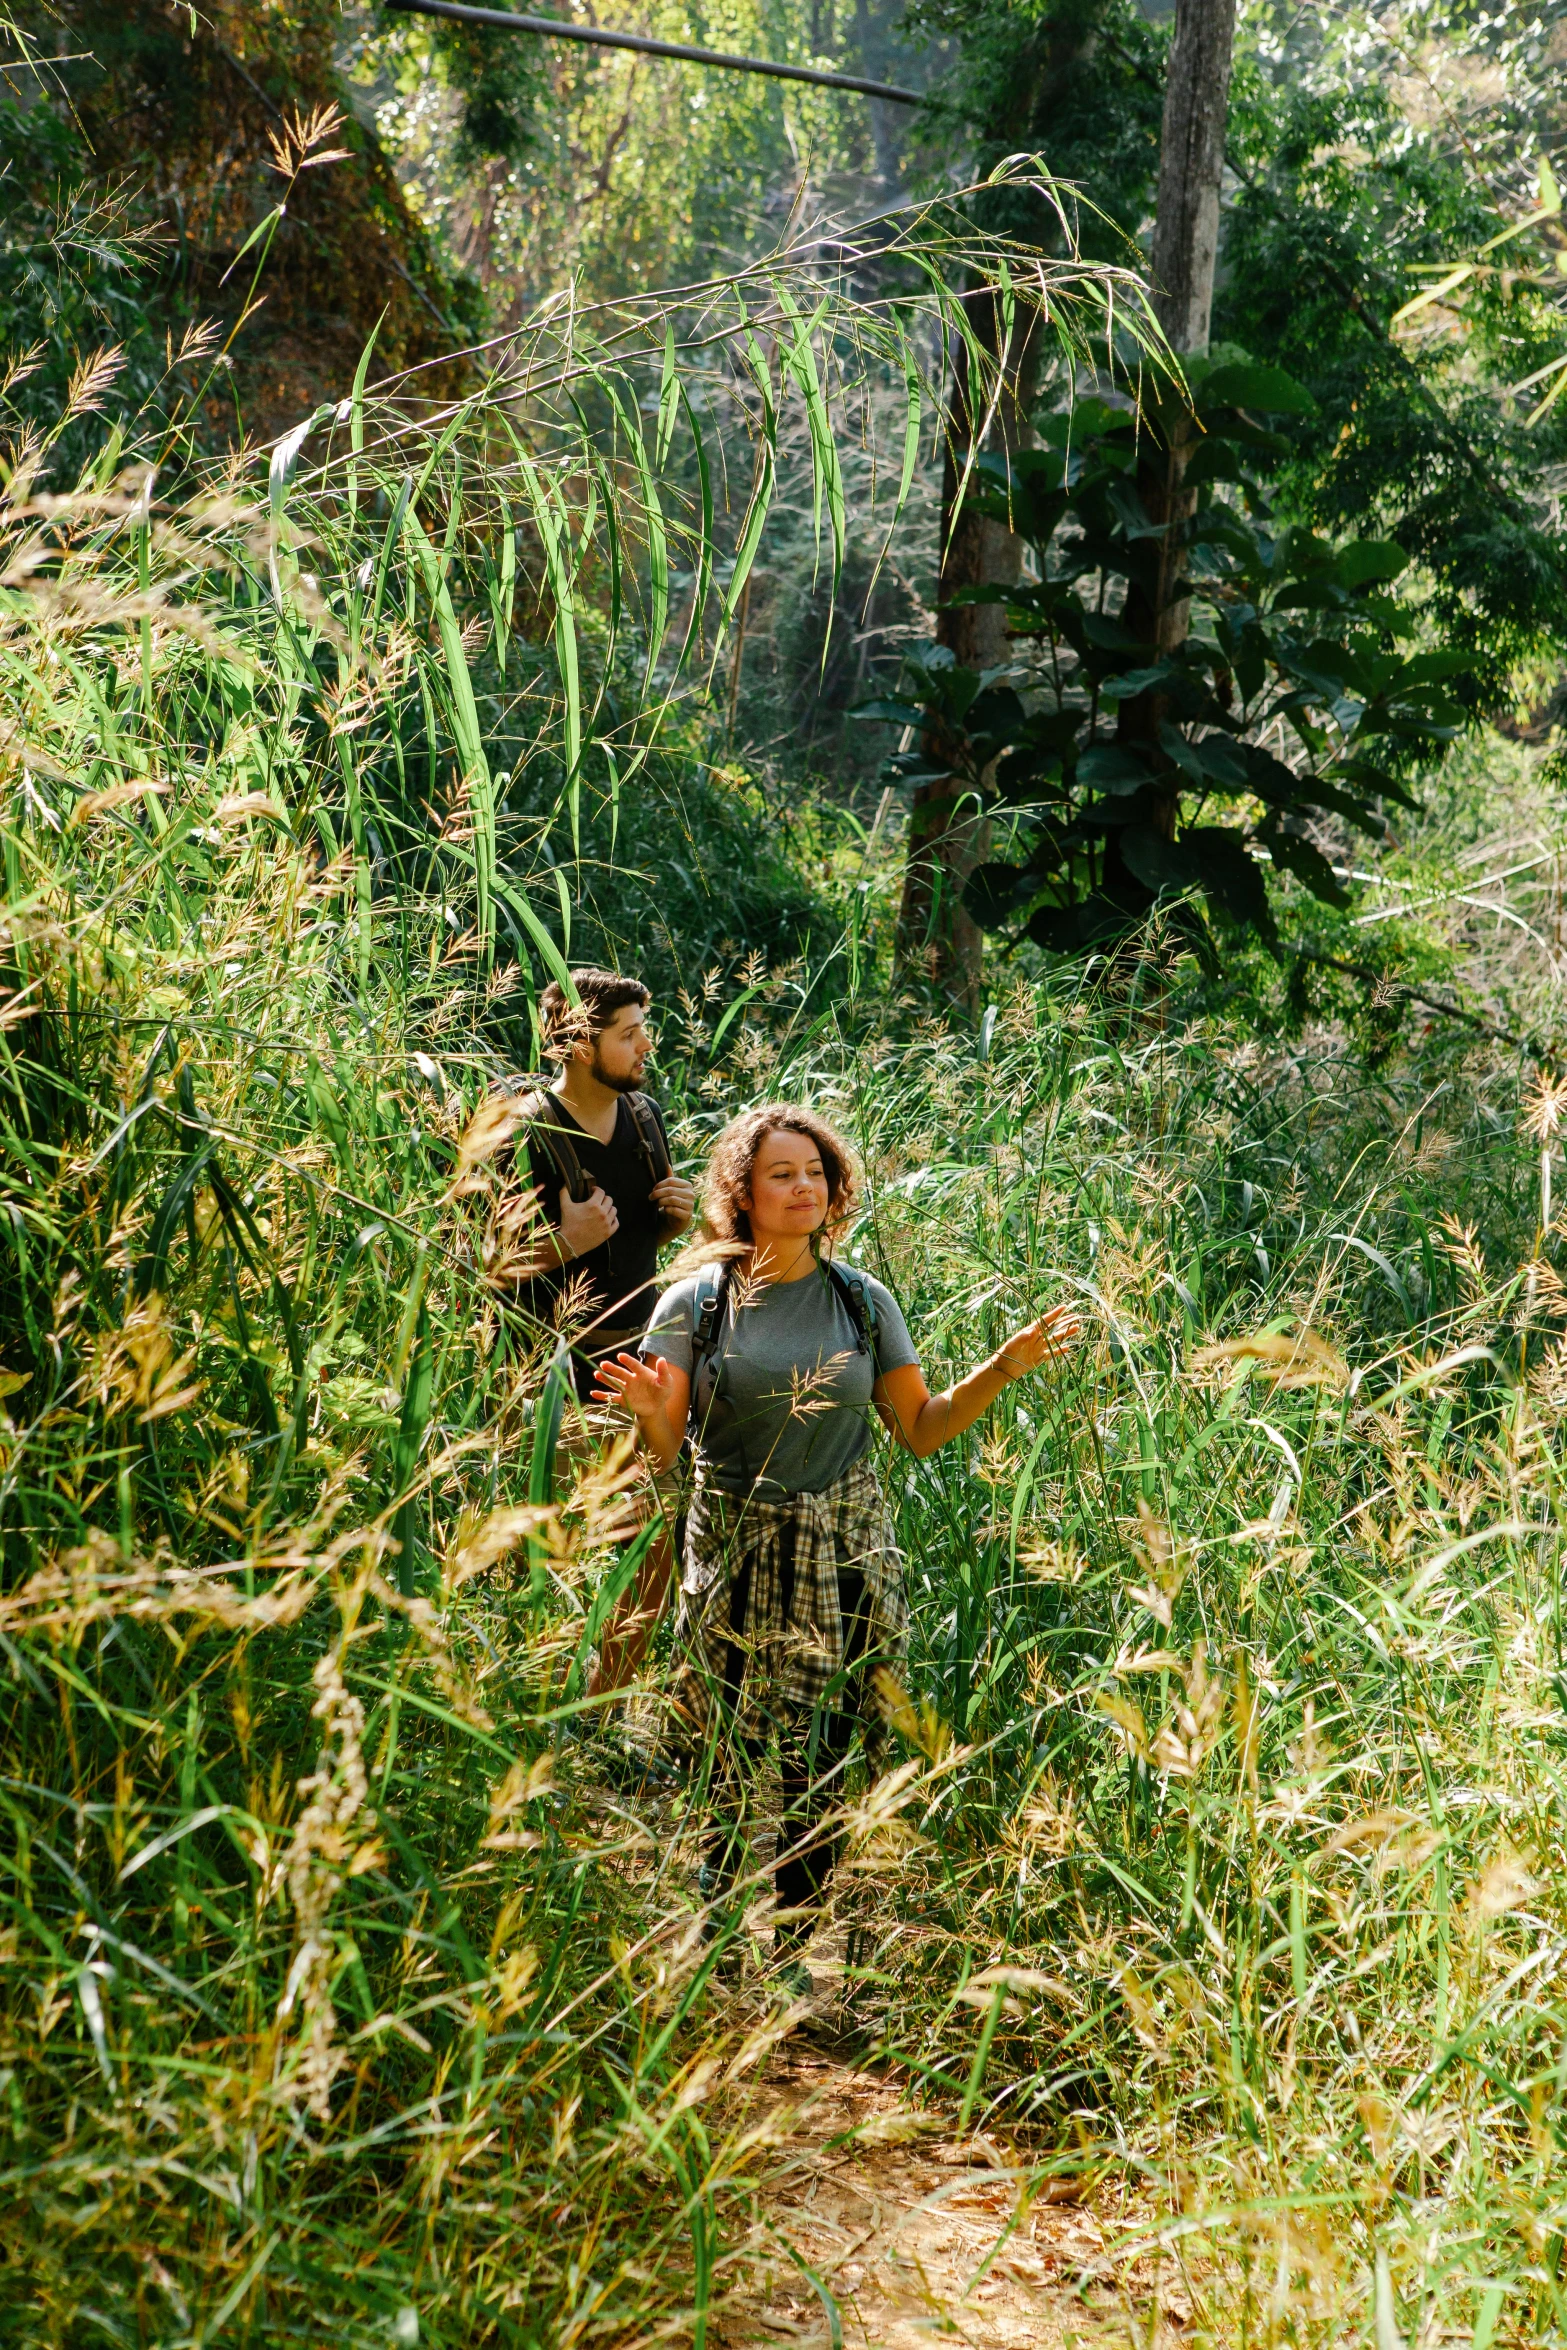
523 1094 672 1348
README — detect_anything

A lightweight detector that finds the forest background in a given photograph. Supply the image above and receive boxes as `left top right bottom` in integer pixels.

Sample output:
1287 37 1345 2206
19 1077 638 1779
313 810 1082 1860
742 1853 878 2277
5 0 1567 2344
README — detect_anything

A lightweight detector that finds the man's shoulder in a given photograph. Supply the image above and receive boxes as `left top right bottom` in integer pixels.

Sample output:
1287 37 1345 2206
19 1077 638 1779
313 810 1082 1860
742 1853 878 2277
491 1077 569 1135
624 1090 671 1141
510 1087 575 1163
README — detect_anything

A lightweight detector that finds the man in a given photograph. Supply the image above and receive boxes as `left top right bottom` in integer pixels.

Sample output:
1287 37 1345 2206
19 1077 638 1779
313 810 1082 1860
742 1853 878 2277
517 969 695 1373
511 967 695 1695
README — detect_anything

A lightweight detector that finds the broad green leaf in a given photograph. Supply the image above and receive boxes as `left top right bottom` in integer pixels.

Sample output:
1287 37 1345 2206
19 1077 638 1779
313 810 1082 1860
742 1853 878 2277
1077 743 1152 791
776 285 846 596
1188 733 1249 788
678 383 715 668
1394 649 1475 688
1158 720 1206 783
848 696 924 723
345 314 383 524
607 379 669 692
1199 362 1314 415
655 317 679 468
490 495 516 675
494 875 574 994
1098 662 1180 701
1183 438 1255 489
405 506 495 951
719 440 775 634
1264 827 1350 908
500 420 583 854
1335 539 1409 589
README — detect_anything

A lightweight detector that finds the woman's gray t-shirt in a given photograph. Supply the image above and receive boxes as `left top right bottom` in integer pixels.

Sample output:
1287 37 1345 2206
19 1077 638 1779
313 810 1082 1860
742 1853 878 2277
642 1261 919 1496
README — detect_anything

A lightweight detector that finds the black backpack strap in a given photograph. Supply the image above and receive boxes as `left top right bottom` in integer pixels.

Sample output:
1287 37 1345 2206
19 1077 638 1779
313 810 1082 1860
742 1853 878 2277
627 1091 672 1185
514 1088 591 1203
828 1262 879 1365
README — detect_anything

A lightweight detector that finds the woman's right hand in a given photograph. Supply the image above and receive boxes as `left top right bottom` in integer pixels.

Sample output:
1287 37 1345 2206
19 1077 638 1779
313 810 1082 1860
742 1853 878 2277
992 1303 1083 1380
591 1350 677 1422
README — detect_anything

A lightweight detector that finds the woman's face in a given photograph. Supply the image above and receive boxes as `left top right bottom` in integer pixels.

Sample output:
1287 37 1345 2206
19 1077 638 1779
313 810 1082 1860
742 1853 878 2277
741 1127 834 1245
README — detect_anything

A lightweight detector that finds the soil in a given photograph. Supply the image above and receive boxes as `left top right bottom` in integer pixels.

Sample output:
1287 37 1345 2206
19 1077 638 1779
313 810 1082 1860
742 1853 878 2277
710 1932 1148 2350
609 1739 1193 2346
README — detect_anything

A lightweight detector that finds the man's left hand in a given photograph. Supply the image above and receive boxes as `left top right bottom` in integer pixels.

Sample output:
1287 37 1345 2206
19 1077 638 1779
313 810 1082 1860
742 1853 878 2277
650 1173 697 1232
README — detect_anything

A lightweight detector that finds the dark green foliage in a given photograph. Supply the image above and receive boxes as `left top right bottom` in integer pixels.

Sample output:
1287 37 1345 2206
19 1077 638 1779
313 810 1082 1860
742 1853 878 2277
490 730 833 1024
904 0 1163 260
28 0 481 443
856 360 1476 957
1219 73 1567 695
0 98 170 478
382 6 549 167
902 0 1567 705
298 520 829 1025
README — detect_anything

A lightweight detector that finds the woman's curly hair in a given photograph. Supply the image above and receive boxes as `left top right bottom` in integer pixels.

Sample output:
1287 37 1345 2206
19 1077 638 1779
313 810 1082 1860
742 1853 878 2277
700 1103 859 1248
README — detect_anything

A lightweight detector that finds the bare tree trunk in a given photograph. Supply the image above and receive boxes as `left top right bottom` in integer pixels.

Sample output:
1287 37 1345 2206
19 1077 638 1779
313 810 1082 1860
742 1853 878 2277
896 297 1037 1007
1150 0 1235 359
1148 0 1237 662
1117 0 1236 837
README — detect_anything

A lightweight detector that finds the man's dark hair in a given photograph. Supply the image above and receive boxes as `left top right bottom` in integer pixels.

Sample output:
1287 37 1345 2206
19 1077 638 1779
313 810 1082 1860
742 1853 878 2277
539 968 650 1063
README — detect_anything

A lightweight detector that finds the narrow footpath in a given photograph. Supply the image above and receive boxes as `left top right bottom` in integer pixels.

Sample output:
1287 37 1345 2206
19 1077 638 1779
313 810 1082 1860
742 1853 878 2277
717 2046 1124 2348
709 1936 1189 2350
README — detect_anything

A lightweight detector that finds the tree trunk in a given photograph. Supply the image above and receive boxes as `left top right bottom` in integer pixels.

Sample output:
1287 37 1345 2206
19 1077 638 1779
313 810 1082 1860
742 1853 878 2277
895 295 1037 1007
1148 0 1237 664
1117 0 1236 834
1149 0 1235 360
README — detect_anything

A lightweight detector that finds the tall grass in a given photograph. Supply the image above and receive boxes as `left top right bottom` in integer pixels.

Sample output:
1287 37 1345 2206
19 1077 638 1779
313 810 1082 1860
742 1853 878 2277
5 136 1566 2346
0 179 1169 2341
689 920 1565 2347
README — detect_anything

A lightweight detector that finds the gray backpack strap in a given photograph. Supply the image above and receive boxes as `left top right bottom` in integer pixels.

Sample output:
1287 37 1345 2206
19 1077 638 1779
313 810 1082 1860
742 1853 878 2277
627 1091 672 1185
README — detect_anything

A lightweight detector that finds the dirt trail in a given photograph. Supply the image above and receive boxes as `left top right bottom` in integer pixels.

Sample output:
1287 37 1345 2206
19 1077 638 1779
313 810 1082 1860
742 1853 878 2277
712 1938 1147 2350
617 1759 1184 2345
716 2044 1122 2350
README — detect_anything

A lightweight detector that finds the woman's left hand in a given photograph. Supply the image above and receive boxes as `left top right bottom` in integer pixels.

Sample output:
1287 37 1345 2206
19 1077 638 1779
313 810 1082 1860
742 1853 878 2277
993 1304 1083 1381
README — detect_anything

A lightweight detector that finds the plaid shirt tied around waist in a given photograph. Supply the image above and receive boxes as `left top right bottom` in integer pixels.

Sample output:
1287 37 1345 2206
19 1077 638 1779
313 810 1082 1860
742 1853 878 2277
673 1455 908 1740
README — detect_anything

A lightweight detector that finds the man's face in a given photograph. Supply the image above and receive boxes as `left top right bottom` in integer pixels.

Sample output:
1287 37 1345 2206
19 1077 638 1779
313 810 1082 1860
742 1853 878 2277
585 999 653 1093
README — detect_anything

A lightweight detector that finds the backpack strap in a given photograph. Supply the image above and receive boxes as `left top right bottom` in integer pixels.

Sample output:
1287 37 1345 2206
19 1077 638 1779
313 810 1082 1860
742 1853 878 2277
827 1263 880 1365
626 1091 672 1186
689 1260 733 1411
512 1087 592 1203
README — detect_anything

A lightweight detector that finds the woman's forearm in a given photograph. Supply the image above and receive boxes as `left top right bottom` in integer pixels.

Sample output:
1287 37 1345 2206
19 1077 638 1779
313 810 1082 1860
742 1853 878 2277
633 1402 683 1472
906 1353 1015 1457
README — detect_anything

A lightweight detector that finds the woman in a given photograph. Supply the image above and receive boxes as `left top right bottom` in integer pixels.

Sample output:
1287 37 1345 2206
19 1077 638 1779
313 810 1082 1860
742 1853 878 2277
592 1103 1080 1989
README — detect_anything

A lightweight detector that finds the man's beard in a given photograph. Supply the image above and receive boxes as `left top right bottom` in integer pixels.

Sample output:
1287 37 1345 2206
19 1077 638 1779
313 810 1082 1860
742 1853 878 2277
590 1049 645 1095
